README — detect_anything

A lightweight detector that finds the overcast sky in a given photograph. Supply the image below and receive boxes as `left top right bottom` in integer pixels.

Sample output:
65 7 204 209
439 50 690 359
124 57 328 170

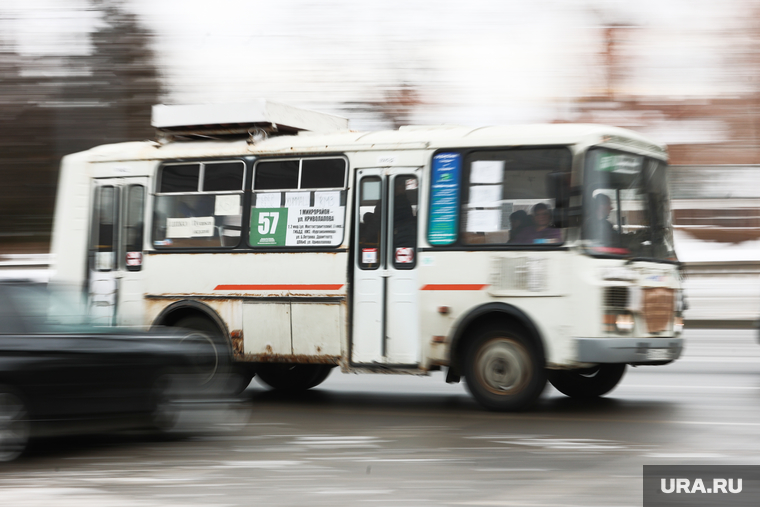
1 0 755 129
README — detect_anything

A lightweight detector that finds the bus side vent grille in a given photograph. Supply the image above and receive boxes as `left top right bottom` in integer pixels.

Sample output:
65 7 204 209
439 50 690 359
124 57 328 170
604 287 629 309
490 257 547 292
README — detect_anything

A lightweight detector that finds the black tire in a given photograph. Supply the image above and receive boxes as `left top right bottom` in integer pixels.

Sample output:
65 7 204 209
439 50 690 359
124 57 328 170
175 316 231 386
547 364 626 399
306 365 333 389
0 387 30 462
229 364 257 395
256 364 333 392
464 324 546 411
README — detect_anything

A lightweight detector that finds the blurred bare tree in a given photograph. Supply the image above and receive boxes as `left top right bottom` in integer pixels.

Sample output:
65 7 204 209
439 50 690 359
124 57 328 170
85 0 161 144
0 0 162 250
342 82 422 130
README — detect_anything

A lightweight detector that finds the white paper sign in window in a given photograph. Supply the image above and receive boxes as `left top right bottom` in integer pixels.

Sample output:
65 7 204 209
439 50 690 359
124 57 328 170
95 252 114 271
466 209 501 232
256 192 281 208
314 191 340 208
285 207 345 246
191 217 215 237
362 248 378 264
469 185 502 207
166 218 192 238
214 194 240 216
166 217 215 238
471 161 504 184
285 192 310 208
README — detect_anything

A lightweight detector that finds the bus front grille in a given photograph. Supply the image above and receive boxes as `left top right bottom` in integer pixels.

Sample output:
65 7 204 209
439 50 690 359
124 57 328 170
604 287 629 309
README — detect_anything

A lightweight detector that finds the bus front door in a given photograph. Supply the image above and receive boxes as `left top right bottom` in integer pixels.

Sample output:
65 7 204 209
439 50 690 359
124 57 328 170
88 178 147 326
352 169 421 366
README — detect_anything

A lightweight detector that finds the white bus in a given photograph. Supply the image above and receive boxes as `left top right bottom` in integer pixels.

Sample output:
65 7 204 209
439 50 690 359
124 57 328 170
50 100 684 410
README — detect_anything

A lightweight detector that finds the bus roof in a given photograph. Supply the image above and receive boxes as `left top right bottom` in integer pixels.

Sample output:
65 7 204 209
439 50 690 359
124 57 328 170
152 100 348 135
78 122 667 163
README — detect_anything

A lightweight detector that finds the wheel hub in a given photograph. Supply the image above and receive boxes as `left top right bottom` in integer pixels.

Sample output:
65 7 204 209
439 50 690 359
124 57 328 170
477 338 530 395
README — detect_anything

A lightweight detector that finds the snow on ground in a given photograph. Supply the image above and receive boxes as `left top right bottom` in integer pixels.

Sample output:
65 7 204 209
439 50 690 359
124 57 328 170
674 229 760 263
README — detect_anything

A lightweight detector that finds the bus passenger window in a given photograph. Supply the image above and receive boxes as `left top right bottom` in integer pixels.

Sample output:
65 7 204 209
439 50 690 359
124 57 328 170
358 177 382 269
301 158 346 189
203 161 244 191
153 160 245 249
462 148 571 246
160 164 200 193
250 157 348 249
254 160 299 190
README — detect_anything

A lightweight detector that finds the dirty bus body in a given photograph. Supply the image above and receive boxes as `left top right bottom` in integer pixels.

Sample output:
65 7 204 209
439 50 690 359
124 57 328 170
50 100 684 410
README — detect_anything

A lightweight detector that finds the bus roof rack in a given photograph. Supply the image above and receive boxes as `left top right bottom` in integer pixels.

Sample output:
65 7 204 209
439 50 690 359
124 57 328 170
151 100 349 141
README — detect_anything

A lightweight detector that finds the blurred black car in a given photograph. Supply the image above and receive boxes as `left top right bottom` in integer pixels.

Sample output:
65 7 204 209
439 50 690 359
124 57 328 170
0 282 223 461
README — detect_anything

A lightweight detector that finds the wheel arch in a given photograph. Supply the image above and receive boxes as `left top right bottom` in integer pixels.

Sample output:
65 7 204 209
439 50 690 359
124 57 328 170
151 300 232 349
448 303 546 378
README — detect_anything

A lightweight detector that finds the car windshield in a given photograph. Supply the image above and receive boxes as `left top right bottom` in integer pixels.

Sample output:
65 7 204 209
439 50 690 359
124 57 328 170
582 148 676 262
9 284 99 333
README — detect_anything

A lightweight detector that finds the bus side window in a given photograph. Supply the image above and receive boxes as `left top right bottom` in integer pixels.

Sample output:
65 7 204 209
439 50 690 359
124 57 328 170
92 186 117 271
392 176 418 269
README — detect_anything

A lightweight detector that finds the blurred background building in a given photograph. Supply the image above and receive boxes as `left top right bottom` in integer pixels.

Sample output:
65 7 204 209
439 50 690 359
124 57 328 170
0 0 758 322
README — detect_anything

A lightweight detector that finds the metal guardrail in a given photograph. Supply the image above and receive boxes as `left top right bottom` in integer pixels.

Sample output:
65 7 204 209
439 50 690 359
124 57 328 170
0 254 52 283
682 261 760 327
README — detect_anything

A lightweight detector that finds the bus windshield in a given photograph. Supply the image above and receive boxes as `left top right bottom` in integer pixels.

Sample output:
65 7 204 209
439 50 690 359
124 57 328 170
582 147 676 262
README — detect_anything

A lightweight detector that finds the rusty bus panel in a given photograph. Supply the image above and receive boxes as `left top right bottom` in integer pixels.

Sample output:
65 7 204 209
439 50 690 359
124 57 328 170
230 329 244 359
241 353 341 365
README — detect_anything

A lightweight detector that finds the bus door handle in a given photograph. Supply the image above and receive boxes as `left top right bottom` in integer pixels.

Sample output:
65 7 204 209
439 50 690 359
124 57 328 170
380 270 391 278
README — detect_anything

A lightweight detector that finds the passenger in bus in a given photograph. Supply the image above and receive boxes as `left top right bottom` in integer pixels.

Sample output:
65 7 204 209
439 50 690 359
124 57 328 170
507 210 530 244
584 193 617 244
393 183 416 247
360 211 379 247
511 203 562 244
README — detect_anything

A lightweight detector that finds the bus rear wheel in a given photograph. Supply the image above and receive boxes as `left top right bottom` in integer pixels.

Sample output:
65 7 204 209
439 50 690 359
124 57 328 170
174 316 231 387
464 325 546 411
547 364 626 399
256 364 333 392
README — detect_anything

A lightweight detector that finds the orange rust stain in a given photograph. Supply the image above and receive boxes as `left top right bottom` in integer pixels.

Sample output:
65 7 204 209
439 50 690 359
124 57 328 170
420 284 488 291
230 329 244 357
239 354 340 365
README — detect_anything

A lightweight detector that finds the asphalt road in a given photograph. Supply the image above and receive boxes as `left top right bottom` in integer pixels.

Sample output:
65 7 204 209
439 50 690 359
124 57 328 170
2 327 759 507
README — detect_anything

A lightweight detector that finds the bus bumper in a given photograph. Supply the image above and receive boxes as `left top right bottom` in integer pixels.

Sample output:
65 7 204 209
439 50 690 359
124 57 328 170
575 337 684 364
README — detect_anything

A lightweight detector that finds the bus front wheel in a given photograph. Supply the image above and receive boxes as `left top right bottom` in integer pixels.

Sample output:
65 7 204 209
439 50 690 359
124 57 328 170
464 325 546 411
256 364 333 392
547 364 626 399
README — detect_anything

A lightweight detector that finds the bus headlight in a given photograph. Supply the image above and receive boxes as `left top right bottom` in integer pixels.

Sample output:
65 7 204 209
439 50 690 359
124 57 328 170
615 313 635 333
603 312 635 334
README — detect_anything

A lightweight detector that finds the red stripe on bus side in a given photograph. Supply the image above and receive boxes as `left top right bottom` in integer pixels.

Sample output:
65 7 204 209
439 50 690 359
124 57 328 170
214 284 344 291
420 284 488 291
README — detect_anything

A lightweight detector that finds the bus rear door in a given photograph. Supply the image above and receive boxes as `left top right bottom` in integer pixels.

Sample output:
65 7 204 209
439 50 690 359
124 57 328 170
88 178 147 325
